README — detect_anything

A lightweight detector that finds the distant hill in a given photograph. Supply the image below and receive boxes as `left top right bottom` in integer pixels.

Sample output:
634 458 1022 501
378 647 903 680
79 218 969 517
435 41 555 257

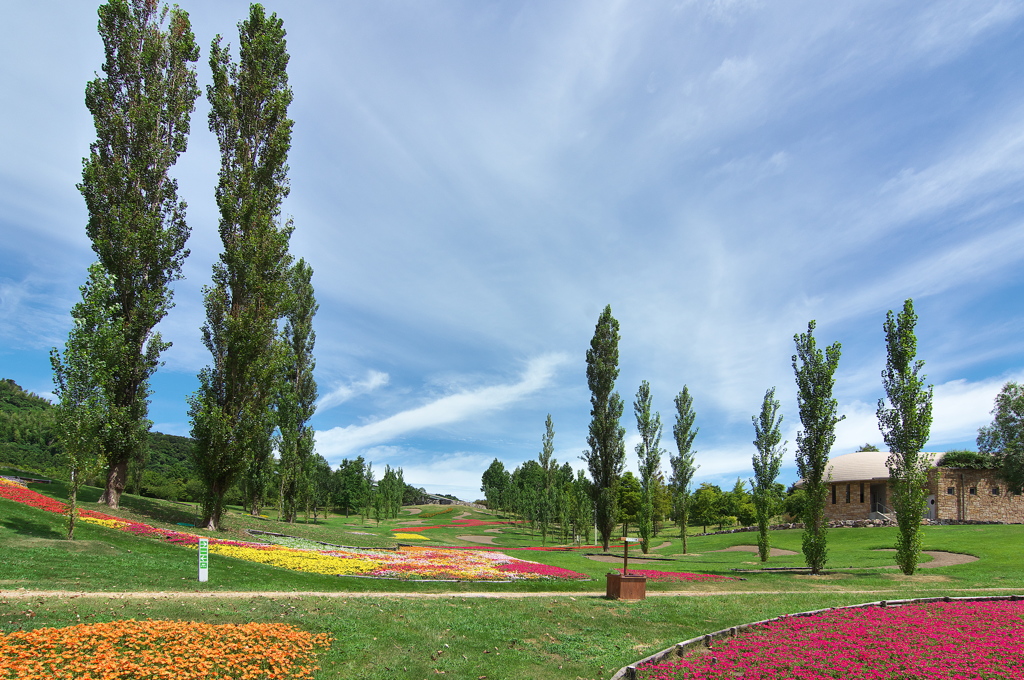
0 379 195 498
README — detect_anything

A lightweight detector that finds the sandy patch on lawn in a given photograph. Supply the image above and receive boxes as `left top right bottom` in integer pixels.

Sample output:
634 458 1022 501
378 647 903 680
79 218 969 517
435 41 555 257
649 541 672 551
710 545 799 557
457 535 499 545
873 549 978 568
402 508 422 515
484 528 503 534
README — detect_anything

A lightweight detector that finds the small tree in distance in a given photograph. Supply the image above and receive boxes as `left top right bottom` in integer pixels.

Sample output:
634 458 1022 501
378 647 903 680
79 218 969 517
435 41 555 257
793 320 844 575
751 386 786 562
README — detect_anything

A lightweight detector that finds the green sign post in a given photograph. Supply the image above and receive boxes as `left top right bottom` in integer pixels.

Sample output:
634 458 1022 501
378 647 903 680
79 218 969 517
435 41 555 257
198 537 209 582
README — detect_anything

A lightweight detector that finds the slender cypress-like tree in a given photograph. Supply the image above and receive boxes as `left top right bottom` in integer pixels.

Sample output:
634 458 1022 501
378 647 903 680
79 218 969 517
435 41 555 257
877 299 933 575
277 259 318 523
751 386 786 562
79 0 199 508
190 4 295 529
51 265 116 539
634 380 663 554
792 320 844 574
582 305 626 551
670 386 699 553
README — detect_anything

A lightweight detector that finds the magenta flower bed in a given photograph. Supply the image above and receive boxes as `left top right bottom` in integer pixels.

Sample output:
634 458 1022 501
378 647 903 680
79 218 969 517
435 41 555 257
617 568 738 582
497 561 589 579
638 600 1024 679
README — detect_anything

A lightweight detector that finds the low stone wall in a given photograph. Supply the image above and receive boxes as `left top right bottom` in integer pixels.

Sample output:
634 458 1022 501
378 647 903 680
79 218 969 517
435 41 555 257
610 594 1024 680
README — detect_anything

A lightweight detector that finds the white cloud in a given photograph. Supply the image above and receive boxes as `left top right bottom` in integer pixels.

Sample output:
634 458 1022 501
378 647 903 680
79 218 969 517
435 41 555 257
316 354 568 460
317 370 390 412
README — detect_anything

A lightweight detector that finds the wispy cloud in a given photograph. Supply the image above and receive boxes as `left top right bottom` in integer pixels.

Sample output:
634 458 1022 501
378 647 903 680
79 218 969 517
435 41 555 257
316 354 568 461
317 370 390 412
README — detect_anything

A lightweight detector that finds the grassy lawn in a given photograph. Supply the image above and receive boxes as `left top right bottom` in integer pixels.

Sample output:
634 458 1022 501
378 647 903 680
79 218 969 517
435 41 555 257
2 473 1023 679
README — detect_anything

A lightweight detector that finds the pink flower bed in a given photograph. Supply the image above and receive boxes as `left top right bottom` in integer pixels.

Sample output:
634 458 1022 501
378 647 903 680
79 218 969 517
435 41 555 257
496 561 589 579
616 568 738 582
639 599 1024 679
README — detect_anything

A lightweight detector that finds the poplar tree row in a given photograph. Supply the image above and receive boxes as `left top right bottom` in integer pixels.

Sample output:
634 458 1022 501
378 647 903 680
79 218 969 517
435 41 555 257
52 1 319 533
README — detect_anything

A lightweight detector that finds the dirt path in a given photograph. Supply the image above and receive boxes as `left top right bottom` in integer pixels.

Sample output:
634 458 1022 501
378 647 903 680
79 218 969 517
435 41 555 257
402 508 422 515
586 555 664 564
711 545 800 557
2 587 1019 601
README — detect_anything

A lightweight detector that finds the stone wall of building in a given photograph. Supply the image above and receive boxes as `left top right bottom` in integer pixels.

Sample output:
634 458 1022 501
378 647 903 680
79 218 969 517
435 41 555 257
934 468 1024 523
824 481 879 521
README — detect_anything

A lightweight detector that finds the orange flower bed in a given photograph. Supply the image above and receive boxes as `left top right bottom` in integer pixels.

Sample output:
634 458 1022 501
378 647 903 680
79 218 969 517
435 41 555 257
0 619 332 680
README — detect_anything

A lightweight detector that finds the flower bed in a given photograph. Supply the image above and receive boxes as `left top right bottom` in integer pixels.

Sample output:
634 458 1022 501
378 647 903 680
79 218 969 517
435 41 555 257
0 479 589 581
638 599 1024 679
615 568 739 582
0 619 331 680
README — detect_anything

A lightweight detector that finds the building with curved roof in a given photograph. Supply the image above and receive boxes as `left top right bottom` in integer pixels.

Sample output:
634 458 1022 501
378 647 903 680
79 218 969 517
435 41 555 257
821 451 1022 523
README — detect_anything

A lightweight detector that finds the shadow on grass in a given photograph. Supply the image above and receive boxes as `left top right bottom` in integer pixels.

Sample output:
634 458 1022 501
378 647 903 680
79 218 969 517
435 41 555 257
1 515 64 540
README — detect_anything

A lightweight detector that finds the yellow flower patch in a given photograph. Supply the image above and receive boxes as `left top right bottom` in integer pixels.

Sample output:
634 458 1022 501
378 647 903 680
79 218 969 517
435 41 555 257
393 533 430 540
79 517 130 530
192 543 378 576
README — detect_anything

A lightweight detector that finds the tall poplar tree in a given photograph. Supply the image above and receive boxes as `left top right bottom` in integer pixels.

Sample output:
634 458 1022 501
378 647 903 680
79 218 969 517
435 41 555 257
877 299 933 575
190 4 295 529
582 305 626 551
670 386 699 553
634 380 663 554
793 320 844 574
277 259 318 523
79 0 199 508
751 386 786 562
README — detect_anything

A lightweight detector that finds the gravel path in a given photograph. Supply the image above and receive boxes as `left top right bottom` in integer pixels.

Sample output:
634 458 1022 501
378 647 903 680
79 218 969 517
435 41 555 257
710 545 800 557
456 535 499 545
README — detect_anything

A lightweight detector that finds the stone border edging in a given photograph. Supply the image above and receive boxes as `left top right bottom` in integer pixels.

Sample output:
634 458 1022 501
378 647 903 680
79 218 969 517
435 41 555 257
609 593 1024 680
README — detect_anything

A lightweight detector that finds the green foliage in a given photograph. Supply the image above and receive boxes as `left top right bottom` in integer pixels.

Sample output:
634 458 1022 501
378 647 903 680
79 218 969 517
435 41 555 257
978 382 1024 495
793 320 844 574
79 0 200 508
0 381 61 475
878 299 933 575
784 486 809 520
856 443 880 452
583 305 626 551
190 5 296 529
616 471 643 535
751 386 786 561
480 458 510 513
50 264 118 539
936 450 994 469
277 259 319 523
689 482 722 532
670 386 699 551
634 381 663 553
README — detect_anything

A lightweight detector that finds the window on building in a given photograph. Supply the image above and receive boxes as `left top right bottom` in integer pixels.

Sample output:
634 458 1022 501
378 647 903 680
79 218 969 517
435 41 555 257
831 485 836 504
992 487 1000 496
846 484 851 503
946 487 955 495
969 487 977 495
860 483 865 503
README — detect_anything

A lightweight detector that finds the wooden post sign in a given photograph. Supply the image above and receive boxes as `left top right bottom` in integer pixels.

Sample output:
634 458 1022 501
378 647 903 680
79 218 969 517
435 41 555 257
198 537 209 582
622 536 639 575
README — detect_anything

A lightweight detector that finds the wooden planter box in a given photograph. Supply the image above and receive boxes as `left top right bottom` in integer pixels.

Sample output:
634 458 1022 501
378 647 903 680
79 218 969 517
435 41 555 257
606 573 647 600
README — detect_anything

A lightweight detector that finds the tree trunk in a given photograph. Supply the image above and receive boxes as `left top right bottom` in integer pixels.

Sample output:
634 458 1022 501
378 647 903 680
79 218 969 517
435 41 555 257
98 458 128 508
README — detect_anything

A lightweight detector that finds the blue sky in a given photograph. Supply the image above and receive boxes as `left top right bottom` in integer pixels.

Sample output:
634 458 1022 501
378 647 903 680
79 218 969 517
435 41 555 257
3 1 1024 500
